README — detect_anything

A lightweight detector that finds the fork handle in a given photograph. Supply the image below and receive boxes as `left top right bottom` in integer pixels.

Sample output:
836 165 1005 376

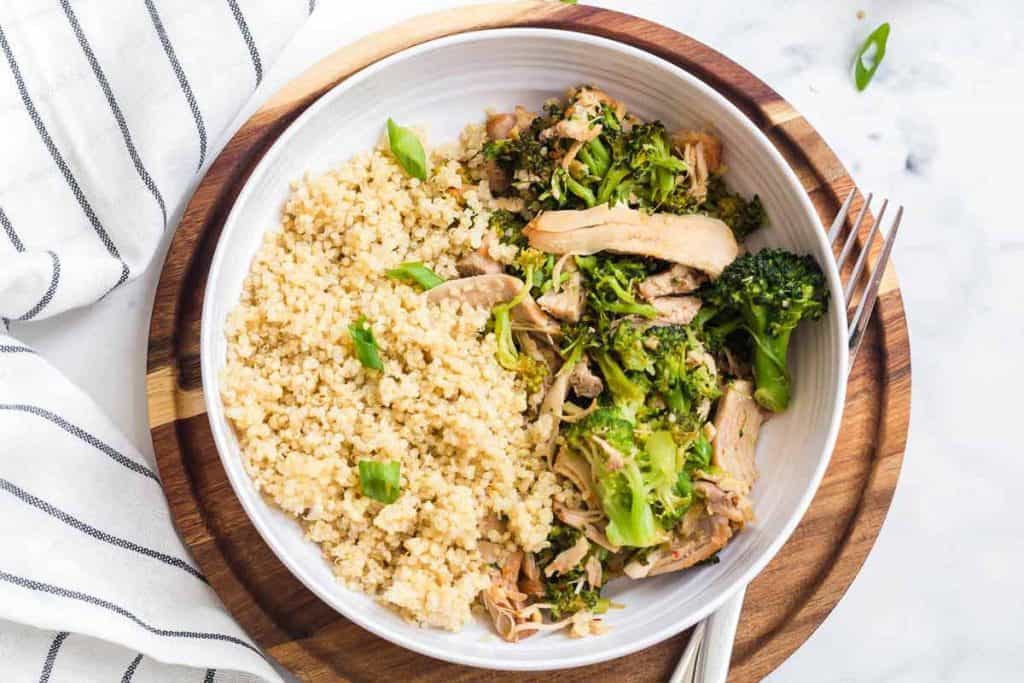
696 587 746 682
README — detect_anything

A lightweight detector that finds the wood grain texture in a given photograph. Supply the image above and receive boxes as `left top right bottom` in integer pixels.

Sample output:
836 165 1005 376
145 3 911 681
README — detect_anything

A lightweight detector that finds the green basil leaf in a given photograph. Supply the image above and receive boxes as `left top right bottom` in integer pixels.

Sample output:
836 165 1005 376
854 22 890 91
385 261 444 290
348 316 384 370
358 460 401 504
386 118 428 180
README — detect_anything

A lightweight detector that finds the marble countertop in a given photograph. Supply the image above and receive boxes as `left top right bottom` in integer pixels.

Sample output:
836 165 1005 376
14 1 1021 680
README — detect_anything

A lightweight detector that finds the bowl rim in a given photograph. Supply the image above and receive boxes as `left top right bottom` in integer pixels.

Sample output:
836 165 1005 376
200 26 849 671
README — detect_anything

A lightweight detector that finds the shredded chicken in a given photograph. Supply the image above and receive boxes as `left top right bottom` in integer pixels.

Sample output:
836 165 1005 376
638 263 707 300
538 369 572 464
519 553 545 597
482 551 542 642
427 274 560 335
584 555 604 588
552 449 599 508
544 535 590 577
486 112 517 140
592 435 625 471
524 205 738 277
673 130 722 201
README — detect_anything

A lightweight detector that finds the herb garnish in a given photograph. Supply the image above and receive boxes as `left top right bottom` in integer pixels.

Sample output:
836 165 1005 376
386 118 428 180
854 22 890 91
358 460 401 503
386 261 444 290
348 316 384 370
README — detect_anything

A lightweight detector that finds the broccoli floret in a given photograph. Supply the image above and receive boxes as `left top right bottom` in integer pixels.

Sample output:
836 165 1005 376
611 320 654 373
591 350 649 421
700 249 829 411
640 325 721 421
705 177 766 240
624 122 688 207
642 430 693 528
488 209 527 248
565 409 663 548
575 254 659 329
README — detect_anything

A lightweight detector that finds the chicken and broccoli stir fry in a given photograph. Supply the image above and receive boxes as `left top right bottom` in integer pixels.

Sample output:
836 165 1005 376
426 86 829 640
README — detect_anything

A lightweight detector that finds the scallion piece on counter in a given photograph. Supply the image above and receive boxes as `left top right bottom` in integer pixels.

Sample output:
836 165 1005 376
358 460 401 503
348 316 384 370
854 22 890 91
386 118 428 180
385 261 444 290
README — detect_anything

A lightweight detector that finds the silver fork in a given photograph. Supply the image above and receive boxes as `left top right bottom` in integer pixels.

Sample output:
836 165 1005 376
670 190 904 683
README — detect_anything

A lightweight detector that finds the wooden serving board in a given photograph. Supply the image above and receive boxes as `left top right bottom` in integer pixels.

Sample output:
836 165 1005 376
146 3 911 681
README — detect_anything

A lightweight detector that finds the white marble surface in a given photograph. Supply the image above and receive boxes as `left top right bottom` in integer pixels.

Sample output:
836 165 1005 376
13 1 1023 680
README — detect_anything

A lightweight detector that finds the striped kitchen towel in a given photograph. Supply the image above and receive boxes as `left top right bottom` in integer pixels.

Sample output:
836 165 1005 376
0 1 312 680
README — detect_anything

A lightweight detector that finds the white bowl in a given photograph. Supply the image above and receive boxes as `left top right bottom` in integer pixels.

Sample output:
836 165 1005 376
201 28 848 671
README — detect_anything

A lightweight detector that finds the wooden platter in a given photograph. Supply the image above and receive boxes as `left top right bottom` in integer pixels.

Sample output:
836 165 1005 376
146 3 911 681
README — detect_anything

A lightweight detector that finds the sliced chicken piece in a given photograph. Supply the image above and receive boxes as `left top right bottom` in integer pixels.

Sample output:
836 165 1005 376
585 555 604 588
513 105 536 133
544 535 590 577
486 112 518 141
537 270 585 323
638 264 707 300
524 207 738 277
456 249 503 277
568 359 603 398
427 274 561 335
672 130 723 173
711 380 762 494
650 296 702 326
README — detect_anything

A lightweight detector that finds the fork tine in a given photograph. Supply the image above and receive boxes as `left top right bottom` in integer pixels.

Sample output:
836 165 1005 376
836 194 873 270
842 199 888 303
827 189 857 246
847 205 903 371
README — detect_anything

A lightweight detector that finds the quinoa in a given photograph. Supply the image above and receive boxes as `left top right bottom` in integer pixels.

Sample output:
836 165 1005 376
220 129 564 631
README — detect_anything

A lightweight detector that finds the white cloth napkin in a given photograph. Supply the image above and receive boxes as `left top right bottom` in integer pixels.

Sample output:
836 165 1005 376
0 1 311 680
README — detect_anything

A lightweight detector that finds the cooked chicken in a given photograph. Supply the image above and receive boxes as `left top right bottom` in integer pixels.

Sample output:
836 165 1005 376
693 479 753 526
650 296 702 326
648 512 733 576
538 369 572 463
592 435 625 471
672 130 723 173
427 274 560 335
456 249 503 277
553 501 621 553
568 358 603 398
485 159 511 193
536 269 585 323
519 553 545 597
638 264 707 300
481 551 537 642
486 112 517 141
553 449 599 508
711 380 763 494
516 331 562 377
524 205 738 277
544 535 590 577
585 555 604 588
